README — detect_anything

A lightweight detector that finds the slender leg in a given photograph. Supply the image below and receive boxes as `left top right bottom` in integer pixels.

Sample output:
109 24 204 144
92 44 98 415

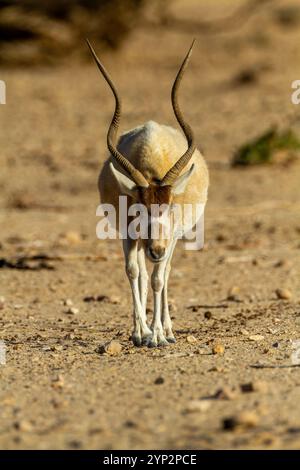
143 256 170 348
137 246 148 316
162 238 177 343
123 239 151 346
137 246 152 344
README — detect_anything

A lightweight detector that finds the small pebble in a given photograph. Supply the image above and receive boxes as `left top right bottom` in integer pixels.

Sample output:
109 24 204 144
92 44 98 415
204 311 212 319
97 340 122 356
223 411 259 431
0 296 5 309
213 386 237 400
109 295 121 305
240 380 268 393
184 400 211 413
249 334 265 342
186 335 197 344
62 231 82 245
13 420 32 432
63 299 73 307
240 329 249 336
65 307 79 315
154 376 165 385
51 374 65 389
274 259 290 268
227 286 240 301
212 343 225 355
275 288 292 300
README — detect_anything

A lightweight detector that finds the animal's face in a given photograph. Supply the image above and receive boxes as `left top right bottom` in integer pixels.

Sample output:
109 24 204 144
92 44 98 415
137 185 173 263
110 162 195 263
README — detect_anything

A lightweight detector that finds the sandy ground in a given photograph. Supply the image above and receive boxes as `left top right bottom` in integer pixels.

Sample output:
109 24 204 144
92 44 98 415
0 0 300 449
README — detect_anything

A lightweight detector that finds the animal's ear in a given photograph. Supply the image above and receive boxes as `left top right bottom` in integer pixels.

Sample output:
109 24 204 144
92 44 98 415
171 164 195 195
109 162 138 197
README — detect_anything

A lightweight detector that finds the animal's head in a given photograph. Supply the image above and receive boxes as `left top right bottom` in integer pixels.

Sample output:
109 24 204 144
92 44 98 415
110 162 195 262
87 39 196 263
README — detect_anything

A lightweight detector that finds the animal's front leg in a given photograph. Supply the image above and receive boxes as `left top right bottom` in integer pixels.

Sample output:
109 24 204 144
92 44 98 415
145 259 169 348
123 239 151 346
162 239 177 343
137 247 152 344
137 246 148 316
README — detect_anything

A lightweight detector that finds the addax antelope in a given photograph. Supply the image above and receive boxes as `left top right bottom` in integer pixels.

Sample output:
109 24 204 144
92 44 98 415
87 39 209 348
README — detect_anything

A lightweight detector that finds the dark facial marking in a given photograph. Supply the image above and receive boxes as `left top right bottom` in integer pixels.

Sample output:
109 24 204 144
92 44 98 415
137 185 172 210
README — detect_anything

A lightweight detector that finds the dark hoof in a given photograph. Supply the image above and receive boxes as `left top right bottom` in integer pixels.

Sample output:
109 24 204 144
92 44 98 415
166 337 176 344
132 334 142 347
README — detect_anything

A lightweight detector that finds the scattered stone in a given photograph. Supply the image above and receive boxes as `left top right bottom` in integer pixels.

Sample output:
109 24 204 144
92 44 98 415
0 296 5 309
109 295 121 305
212 343 225 355
223 411 259 431
64 333 75 340
204 311 212 320
13 420 32 432
184 400 211 413
51 374 64 389
63 298 73 307
97 340 122 356
186 335 197 344
249 334 265 342
240 380 268 393
208 366 225 373
124 420 137 428
213 386 237 400
275 288 292 300
154 376 165 385
240 328 249 336
227 286 240 301
61 231 82 245
83 295 119 304
68 440 82 449
267 327 277 334
274 259 290 268
65 307 79 315
216 233 227 242
287 427 300 434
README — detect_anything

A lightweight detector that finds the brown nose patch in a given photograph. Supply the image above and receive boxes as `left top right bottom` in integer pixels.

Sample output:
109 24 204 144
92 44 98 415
149 245 166 259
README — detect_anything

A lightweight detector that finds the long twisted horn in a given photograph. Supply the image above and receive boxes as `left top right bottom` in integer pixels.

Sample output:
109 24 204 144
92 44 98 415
86 39 149 188
161 40 196 186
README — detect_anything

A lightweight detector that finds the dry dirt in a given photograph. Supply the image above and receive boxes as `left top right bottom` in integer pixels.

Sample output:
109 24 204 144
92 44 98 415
1 0 300 450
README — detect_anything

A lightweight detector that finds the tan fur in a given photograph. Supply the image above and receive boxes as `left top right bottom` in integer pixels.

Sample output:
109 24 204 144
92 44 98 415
99 120 209 223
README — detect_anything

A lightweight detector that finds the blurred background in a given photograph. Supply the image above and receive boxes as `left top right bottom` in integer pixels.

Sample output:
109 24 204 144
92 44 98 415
0 0 300 450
